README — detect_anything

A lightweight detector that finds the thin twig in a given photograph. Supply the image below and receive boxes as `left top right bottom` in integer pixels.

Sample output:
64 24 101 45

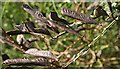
0 28 29 52
0 36 25 52
63 20 116 68
51 31 66 40
51 0 58 14
51 27 95 40
38 35 52 50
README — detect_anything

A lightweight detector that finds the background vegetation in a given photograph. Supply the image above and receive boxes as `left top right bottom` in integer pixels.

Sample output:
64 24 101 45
1 1 120 68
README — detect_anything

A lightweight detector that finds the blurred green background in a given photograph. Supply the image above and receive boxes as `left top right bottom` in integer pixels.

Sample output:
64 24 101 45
1 2 120 68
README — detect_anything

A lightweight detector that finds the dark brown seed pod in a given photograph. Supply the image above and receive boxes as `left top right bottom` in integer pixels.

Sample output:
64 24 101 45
24 19 36 32
61 8 98 24
2 54 10 61
6 30 29 35
49 12 70 25
35 27 53 37
94 5 109 18
3 58 49 66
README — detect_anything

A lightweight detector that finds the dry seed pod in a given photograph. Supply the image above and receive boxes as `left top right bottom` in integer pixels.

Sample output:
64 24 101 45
25 48 58 61
24 19 54 36
22 4 44 19
2 54 10 61
6 30 29 35
15 24 28 32
61 8 98 24
49 12 70 25
23 4 59 34
3 58 49 66
35 27 53 37
94 5 109 18
23 4 47 27
24 19 36 32
23 4 79 36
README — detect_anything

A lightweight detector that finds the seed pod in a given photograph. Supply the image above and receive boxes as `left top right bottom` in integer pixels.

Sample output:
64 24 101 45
6 30 29 35
49 12 70 25
94 5 109 19
23 4 49 27
15 24 28 32
61 8 98 24
22 4 44 19
25 48 58 61
3 58 49 66
24 19 36 32
2 54 10 61
23 4 79 36
35 27 52 37
23 4 59 34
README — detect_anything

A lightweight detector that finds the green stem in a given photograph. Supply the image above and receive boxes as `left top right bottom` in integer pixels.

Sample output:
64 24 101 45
51 0 58 14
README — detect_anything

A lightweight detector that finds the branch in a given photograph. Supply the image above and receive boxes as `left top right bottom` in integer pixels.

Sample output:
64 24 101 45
0 28 30 52
63 20 116 68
